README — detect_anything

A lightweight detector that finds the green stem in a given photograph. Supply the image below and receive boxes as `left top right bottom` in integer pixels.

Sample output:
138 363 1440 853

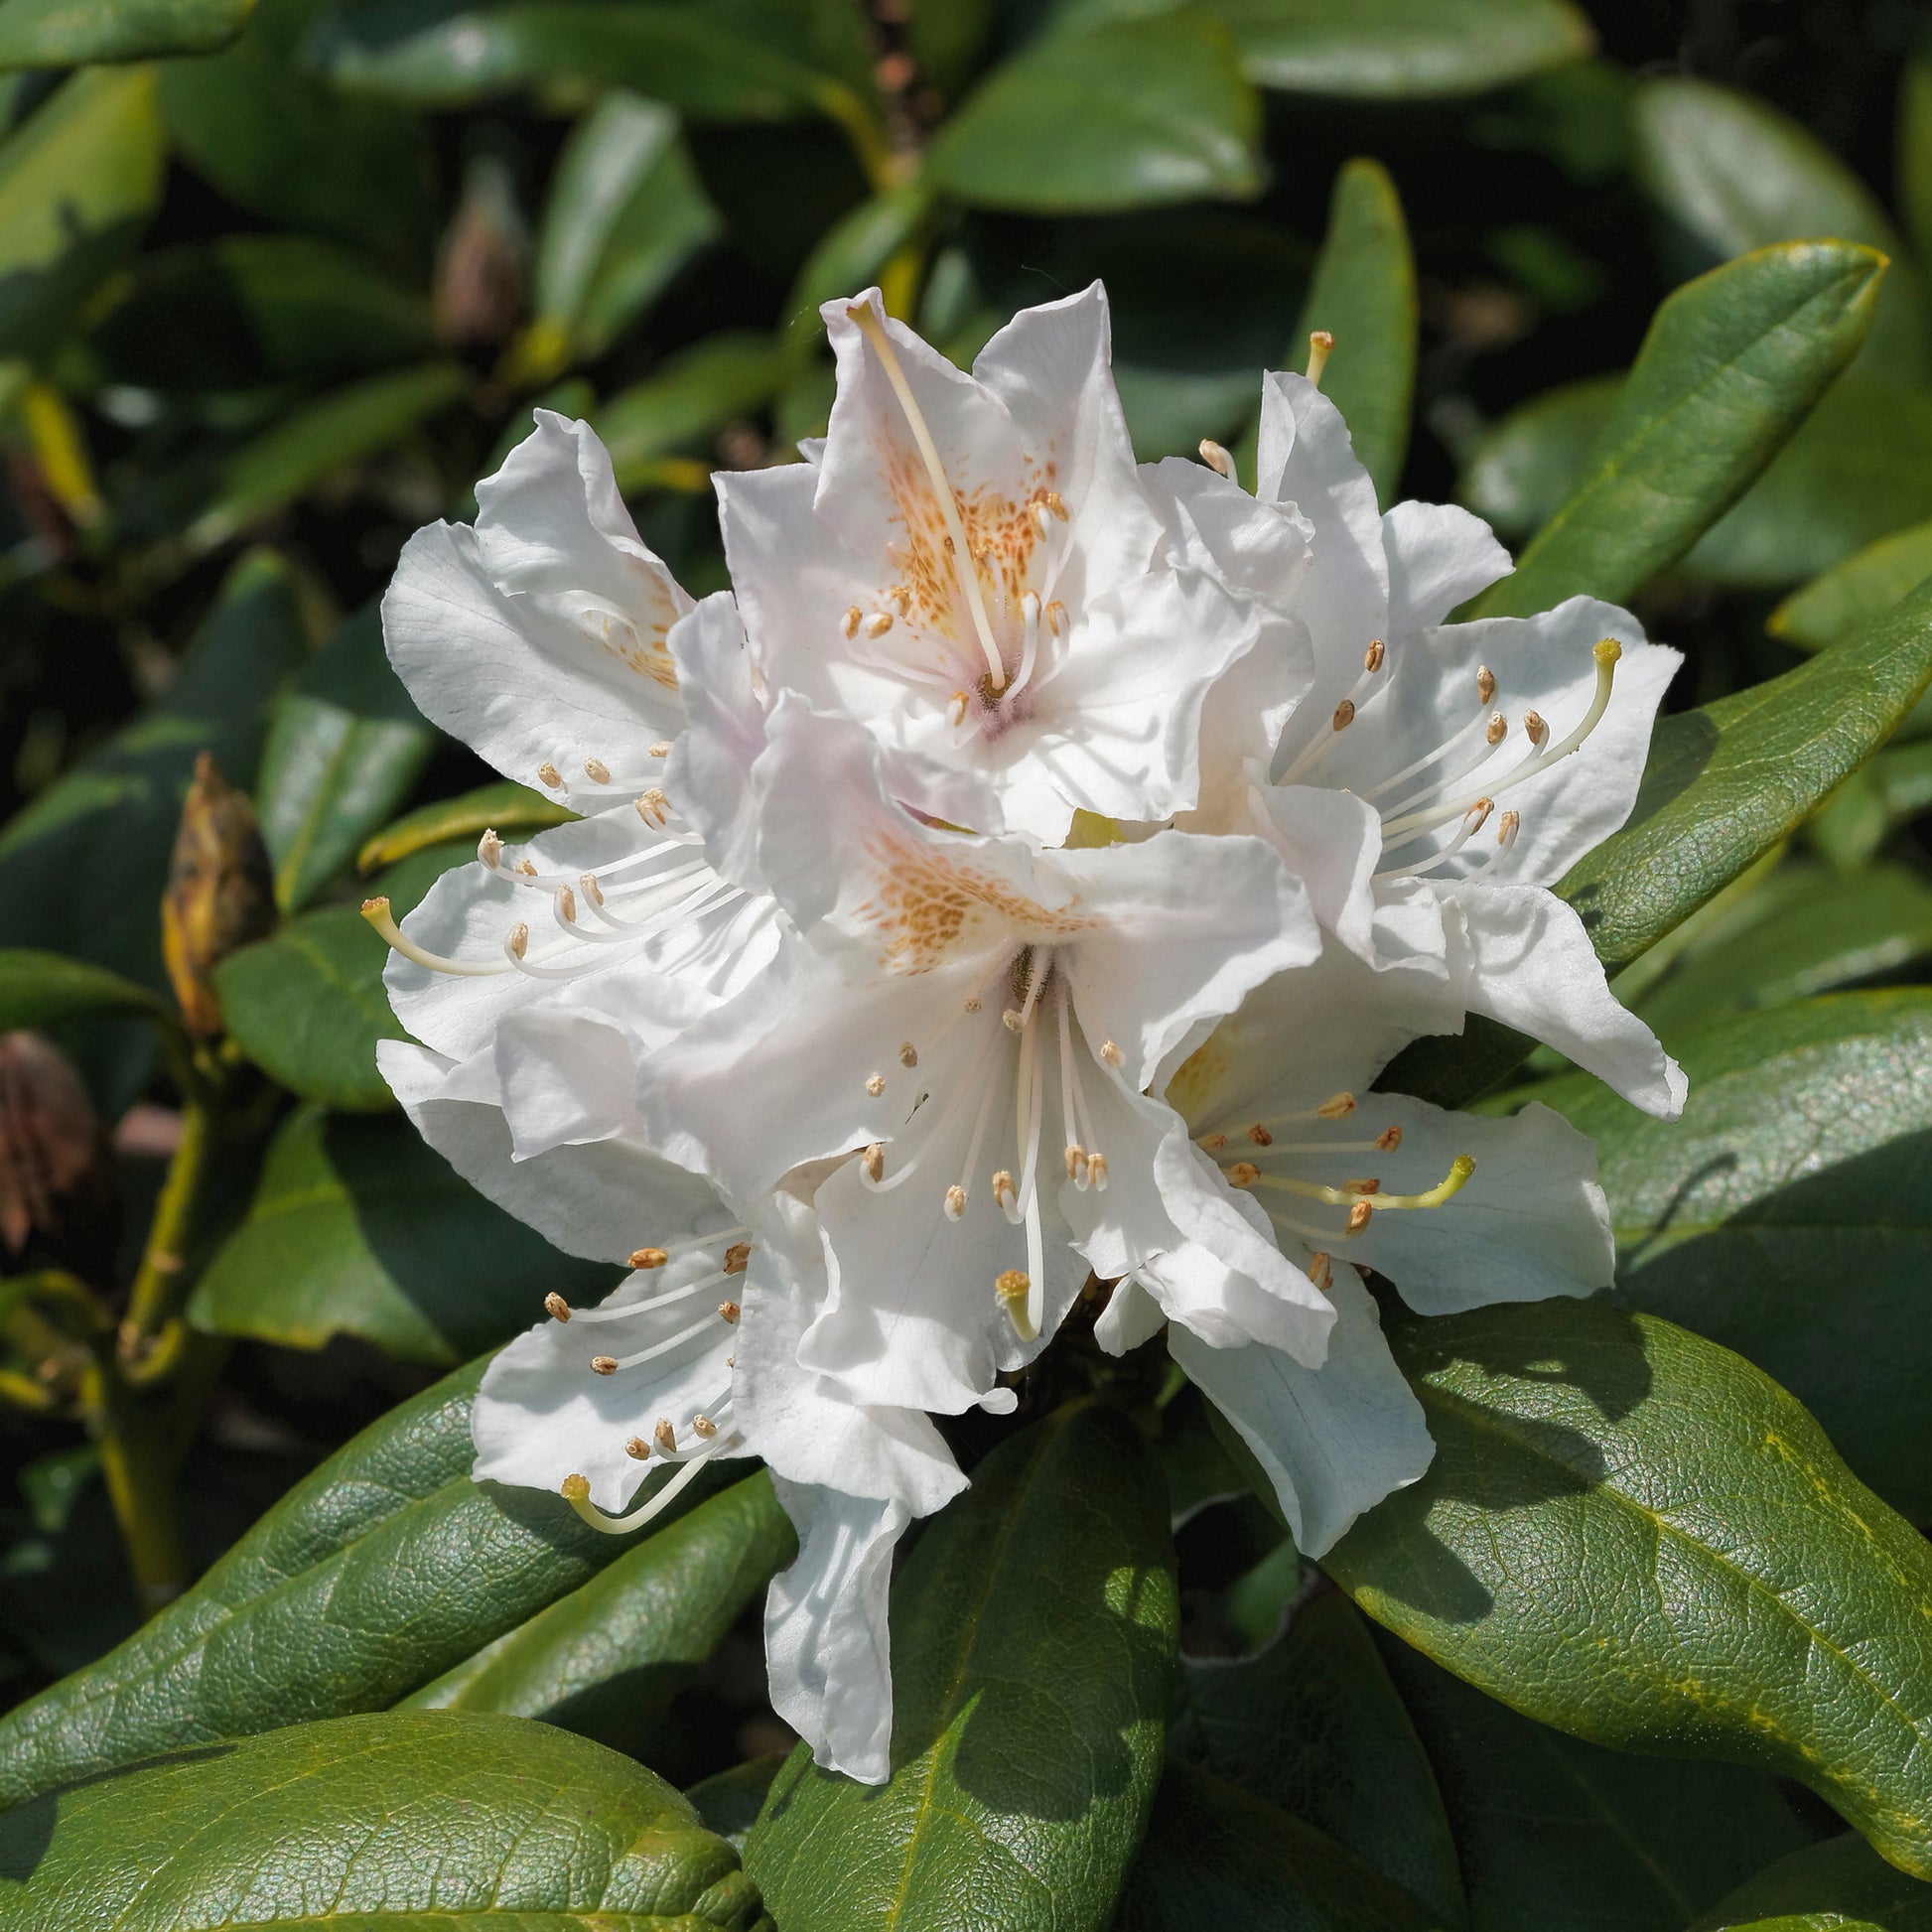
119 1095 214 1362
92 1369 192 1613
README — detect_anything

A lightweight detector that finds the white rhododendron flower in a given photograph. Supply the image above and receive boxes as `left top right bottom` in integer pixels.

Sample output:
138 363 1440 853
717 284 1298 842
1149 370 1687 1119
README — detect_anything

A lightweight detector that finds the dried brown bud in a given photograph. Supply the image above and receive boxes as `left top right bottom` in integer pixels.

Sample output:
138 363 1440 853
162 752 275 1036
0 1032 113 1266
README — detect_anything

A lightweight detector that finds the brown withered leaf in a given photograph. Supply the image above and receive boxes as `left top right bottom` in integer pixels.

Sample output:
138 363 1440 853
0 1031 115 1273
162 751 276 1036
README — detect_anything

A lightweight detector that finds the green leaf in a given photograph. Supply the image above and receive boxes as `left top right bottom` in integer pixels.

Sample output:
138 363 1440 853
0 950 169 1033
0 1354 703 1808
162 0 433 269
1113 1755 1448 1930
256 603 437 912
185 360 467 553
1808 738 1932 868
0 66 163 361
746 1401 1178 1932
404 1470 794 1754
597 334 784 491
1770 518 1932 653
780 183 934 351
1196 0 1591 99
1535 991 1932 1521
87 233 435 390
1632 77 1927 386
0 547 308 997
926 14 1260 213
1465 241 1885 621
0 1711 772 1930
1380 1638 1815 1931
1321 1301 1932 1881
1691 1833 1932 1930
1171 1590 1464 1925
690 1756 787 1855
1901 55 1932 276
210 907 406 1108
1457 372 1616 540
1294 157 1416 505
0 0 249 68
533 92 722 363
191 1105 616 1361
355 778 574 874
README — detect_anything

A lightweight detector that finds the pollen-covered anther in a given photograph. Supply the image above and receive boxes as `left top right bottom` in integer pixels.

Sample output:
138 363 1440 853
1100 1039 1123 1068
1247 1124 1273 1147
723 1243 751 1276
1476 665 1497 704
544 1292 572 1322
1332 698 1356 732
1044 491 1068 521
636 788 670 827
629 1246 668 1270
866 1073 886 1096
654 1419 677 1453
992 1169 1017 1212
584 758 612 784
647 741 671 759
1375 1125 1403 1152
561 1473 591 1501
591 1355 618 1376
841 606 862 640
1524 710 1548 748
1365 638 1386 674
1002 1008 1025 1034
1344 1176 1381 1196
1485 712 1507 747
624 1437 650 1460
944 1183 966 1221
1345 1200 1374 1235
866 612 895 637
1063 1144 1085 1181
862 1143 885 1184
1317 1091 1356 1119
478 828 503 869
898 1041 918 1068
692 1414 718 1440
719 1301 741 1324
537 761 564 789
1228 1161 1261 1188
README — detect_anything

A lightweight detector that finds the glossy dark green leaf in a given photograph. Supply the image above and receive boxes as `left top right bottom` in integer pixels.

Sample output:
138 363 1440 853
780 183 933 351
926 14 1260 213
0 950 169 1033
404 1470 794 1754
1691 1833 1932 1930
1466 241 1884 621
1633 76 1928 384
1381 1637 1815 1932
87 234 435 390
356 778 574 874
210 907 406 1108
1194 0 1590 99
1113 1756 1447 1931
1322 1301 1932 1880
256 603 437 912
191 1105 615 1361
0 1354 705 1807
598 334 784 491
533 92 721 363
1770 518 1932 654
1537 991 1932 1520
1810 739 1932 868
0 548 307 997
1561 574 1932 976
161 0 433 269
690 1756 787 1855
0 1711 772 1929
0 0 249 68
186 360 466 552
746 1401 1178 1932
0 66 163 361
1171 1590 1463 1925
1457 372 1615 541
1294 157 1416 505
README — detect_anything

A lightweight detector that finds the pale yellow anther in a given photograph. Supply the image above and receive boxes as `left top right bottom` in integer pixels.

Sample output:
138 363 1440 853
944 1183 967 1221
1247 1124 1273 1147
898 1040 918 1068
537 761 564 789
624 1437 651 1460
862 1143 885 1183
866 1073 886 1096
1198 440 1235 481
580 873 605 907
1100 1039 1123 1067
1086 1152 1109 1188
479 829 503 868
692 1414 718 1439
1064 1144 1086 1180
1485 712 1507 747
544 1292 572 1322
1044 491 1068 521
1376 1125 1403 1153
1476 665 1496 704
584 758 612 784
637 787 670 826
557 885 577 922
1228 1161 1261 1188
1332 698 1356 732
1497 809 1520 845
1200 1132 1227 1152
1345 1199 1374 1235
591 1355 618 1376
1524 709 1548 747
866 612 895 637
1365 638 1386 673
992 1170 1017 1210
517 859 538 877
1318 1092 1356 1119
719 1301 741 1324
630 1247 668 1270
507 923 530 960
723 1243 751 1276
842 606 863 639
654 1419 677 1453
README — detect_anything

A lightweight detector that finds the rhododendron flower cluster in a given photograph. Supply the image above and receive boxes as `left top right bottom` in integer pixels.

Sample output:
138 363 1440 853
369 283 1681 1784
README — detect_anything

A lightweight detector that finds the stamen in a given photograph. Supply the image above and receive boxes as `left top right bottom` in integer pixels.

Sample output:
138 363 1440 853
1247 1124 1273 1146
1228 1162 1260 1188
1100 1039 1122 1068
1252 1154 1475 1211
545 1293 571 1321
719 1301 740 1323
361 898 512 978
1364 639 1386 674
866 1073 886 1096
1377 1125 1403 1152
479 829 503 869
992 1169 1017 1213
1471 809 1522 879
1477 665 1496 704
945 1183 966 1220
847 303 1008 690
1319 1092 1356 1119
842 606 862 640
1309 1253 1332 1292
1524 710 1548 748
655 1419 677 1453
1012 591 1042 695
1199 439 1235 481
591 1355 617 1375
723 1243 750 1275
862 1143 885 1184
1086 1152 1109 1190
629 1247 668 1269
584 759 612 784
580 874 605 908
692 1414 718 1439
562 1269 734 1325
1373 796 1492 882
950 690 969 727
1346 1199 1374 1234
637 788 670 827
537 762 564 789
625 1437 650 1459
866 612 894 637
648 741 671 759
997 1269 1036 1341
898 1041 918 1068
1307 330 1334 386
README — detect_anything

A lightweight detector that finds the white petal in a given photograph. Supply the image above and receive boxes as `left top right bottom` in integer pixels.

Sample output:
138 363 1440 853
765 1479 907 1785
1449 882 1687 1118
1093 1277 1168 1354
664 590 769 894
1343 1095 1612 1312
1253 784 1383 961
1173 1267 1433 1556
1381 500 1512 632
